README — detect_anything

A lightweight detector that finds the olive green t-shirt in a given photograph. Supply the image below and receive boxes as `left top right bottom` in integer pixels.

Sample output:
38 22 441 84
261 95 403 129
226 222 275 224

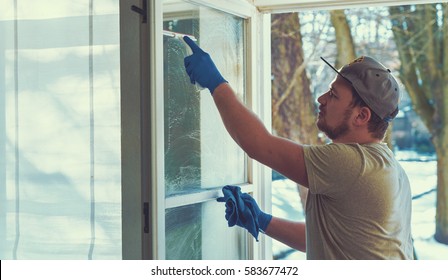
303 143 413 259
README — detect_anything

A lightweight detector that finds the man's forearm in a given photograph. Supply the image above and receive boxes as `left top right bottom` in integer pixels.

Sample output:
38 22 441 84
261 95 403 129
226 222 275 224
212 82 309 186
265 217 306 252
212 83 271 159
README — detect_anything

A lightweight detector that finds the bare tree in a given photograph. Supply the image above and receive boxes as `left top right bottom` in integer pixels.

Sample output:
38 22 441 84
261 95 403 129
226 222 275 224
271 13 321 208
390 3 448 244
330 10 356 68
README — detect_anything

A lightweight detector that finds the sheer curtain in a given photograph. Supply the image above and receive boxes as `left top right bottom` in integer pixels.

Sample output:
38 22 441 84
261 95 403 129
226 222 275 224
0 0 121 259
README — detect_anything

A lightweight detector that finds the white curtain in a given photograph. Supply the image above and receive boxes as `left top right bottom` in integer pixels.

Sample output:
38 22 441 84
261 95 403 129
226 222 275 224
0 0 121 259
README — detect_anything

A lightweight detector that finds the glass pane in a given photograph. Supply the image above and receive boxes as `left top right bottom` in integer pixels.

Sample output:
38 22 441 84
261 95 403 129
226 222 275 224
165 200 247 260
163 1 246 197
0 0 121 259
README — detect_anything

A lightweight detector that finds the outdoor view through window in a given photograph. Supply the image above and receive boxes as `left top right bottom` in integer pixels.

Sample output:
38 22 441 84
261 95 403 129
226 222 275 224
271 3 448 260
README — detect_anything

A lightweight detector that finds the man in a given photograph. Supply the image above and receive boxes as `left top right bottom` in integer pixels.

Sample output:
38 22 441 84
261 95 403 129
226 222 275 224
183 36 413 260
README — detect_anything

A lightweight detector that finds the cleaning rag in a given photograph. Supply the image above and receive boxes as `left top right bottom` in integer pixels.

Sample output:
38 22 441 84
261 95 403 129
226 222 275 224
217 185 271 241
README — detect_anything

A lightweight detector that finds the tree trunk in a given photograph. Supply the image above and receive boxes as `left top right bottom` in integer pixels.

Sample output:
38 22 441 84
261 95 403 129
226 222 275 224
271 13 319 210
435 4 448 241
330 10 356 68
390 4 448 244
271 14 317 142
435 139 448 244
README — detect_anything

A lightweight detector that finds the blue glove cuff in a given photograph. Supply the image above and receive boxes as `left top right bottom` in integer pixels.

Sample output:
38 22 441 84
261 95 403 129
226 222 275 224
208 79 227 95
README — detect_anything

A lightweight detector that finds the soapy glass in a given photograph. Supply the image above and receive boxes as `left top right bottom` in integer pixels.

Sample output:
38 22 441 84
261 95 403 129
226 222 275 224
163 30 205 92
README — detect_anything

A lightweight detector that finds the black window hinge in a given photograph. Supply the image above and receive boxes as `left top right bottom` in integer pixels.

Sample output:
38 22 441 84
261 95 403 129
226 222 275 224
131 0 147 23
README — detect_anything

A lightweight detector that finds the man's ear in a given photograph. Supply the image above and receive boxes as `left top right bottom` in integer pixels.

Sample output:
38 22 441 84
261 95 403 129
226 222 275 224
354 106 371 126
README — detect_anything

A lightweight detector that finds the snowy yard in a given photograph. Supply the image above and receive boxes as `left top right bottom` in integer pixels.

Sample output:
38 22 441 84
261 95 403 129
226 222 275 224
272 153 448 260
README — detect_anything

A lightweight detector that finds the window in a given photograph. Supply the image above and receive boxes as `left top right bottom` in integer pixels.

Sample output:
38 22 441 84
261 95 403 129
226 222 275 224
161 0 248 260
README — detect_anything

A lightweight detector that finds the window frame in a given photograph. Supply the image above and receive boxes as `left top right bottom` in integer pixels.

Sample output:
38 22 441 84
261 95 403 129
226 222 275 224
146 0 272 260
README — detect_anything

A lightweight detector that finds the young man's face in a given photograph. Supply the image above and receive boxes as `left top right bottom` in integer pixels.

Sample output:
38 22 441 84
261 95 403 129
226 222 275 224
316 76 356 140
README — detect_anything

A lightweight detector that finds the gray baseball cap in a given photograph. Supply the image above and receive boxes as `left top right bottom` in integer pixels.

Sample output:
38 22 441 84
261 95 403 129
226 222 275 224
321 56 400 122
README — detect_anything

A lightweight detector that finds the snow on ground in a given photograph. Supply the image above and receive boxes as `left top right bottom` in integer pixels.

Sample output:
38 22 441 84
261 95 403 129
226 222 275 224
272 153 448 260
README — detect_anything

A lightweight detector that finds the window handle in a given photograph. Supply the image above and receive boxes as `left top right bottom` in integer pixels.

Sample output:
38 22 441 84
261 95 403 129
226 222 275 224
131 0 147 23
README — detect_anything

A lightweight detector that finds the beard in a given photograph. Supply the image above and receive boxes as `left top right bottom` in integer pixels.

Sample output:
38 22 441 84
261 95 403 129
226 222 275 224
317 108 352 140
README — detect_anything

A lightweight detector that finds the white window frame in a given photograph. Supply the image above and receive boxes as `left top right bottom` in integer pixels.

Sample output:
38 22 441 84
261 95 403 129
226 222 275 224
148 0 272 260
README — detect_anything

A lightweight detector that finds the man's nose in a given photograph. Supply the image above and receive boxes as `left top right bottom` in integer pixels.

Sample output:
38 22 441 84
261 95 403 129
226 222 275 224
317 92 327 104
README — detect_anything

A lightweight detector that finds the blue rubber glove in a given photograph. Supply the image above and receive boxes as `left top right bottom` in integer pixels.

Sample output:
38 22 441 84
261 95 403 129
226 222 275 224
217 185 272 241
183 36 227 94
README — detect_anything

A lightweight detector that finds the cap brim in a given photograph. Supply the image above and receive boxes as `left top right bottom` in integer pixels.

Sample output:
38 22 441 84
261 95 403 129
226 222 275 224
320 57 352 85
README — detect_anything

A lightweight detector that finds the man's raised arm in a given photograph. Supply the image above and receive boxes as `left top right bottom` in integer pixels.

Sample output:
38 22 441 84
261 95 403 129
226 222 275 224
183 36 308 187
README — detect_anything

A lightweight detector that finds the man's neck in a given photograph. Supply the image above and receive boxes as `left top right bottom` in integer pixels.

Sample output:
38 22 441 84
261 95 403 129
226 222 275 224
332 131 381 145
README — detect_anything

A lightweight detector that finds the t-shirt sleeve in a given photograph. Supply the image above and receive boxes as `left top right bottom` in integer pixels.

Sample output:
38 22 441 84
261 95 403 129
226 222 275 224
303 143 363 197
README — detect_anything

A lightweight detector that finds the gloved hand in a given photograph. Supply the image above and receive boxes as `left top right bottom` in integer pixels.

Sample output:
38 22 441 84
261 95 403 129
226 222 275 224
217 185 272 241
183 36 227 94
